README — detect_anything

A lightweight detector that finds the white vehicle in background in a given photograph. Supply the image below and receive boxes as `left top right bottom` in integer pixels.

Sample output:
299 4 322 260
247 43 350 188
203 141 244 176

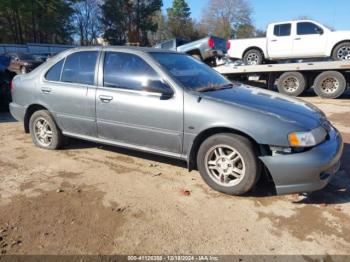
227 20 350 65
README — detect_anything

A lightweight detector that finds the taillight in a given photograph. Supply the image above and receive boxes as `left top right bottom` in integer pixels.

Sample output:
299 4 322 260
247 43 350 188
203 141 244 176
227 40 231 50
208 37 215 49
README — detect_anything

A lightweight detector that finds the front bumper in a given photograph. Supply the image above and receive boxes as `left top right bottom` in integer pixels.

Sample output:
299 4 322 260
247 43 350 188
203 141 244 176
260 126 343 195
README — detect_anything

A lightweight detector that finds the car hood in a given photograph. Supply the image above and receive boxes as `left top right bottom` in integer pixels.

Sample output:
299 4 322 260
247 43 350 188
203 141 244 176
199 84 326 130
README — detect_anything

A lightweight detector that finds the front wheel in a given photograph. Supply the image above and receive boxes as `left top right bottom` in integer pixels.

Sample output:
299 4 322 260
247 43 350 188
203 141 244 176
197 133 261 196
29 110 63 150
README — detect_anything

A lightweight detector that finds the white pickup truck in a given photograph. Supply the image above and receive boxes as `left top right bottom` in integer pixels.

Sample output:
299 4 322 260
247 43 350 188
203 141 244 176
227 20 350 65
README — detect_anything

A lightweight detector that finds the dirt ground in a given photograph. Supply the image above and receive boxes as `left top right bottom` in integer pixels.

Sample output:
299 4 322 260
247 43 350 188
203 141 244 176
0 90 350 257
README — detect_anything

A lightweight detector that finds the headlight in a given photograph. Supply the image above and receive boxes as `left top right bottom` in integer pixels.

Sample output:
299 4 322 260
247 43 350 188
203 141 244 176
288 126 327 147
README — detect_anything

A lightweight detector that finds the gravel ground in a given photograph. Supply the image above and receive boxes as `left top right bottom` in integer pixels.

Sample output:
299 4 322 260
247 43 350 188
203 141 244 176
0 90 349 257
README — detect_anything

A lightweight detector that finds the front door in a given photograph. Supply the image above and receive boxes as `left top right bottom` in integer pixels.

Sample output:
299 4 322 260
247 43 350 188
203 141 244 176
96 51 183 154
292 22 327 57
40 51 98 137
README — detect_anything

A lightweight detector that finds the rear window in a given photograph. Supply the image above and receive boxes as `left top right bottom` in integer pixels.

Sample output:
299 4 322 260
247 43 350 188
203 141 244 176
45 59 64 82
61 51 98 85
274 24 291 36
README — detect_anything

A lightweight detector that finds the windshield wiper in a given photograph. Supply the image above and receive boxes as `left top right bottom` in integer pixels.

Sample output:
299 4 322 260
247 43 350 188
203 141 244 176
196 83 234 92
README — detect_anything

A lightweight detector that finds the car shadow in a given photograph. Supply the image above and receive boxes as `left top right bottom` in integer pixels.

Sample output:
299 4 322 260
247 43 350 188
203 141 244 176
0 111 16 123
64 137 187 168
64 139 350 203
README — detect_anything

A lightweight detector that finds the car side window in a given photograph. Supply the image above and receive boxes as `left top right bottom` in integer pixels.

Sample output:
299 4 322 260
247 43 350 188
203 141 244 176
297 22 322 35
45 59 64 82
273 24 291 37
61 51 98 85
103 52 160 91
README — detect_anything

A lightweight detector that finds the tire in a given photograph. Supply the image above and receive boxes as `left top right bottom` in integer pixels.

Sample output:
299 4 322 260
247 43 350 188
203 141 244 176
276 72 307 96
313 71 346 99
29 110 63 150
191 54 202 61
243 49 264 65
197 133 261 196
332 42 350 61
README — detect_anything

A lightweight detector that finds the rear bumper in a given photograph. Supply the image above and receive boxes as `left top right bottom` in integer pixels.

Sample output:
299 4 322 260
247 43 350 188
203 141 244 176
203 49 225 60
9 102 26 122
260 126 343 195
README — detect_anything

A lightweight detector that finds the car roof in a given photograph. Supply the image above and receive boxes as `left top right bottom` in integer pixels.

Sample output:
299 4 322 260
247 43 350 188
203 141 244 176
68 45 180 54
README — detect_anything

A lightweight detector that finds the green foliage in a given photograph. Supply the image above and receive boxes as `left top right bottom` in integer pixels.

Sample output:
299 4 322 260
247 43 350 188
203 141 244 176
101 0 162 46
0 0 74 44
166 0 201 40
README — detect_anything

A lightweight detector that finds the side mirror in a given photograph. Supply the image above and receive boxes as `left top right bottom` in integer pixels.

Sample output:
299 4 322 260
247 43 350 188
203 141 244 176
316 28 324 35
143 80 174 98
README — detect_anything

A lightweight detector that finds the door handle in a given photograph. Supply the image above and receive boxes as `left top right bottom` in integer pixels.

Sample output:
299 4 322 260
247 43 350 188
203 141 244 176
99 95 113 102
271 39 278 42
294 38 301 40
41 87 52 93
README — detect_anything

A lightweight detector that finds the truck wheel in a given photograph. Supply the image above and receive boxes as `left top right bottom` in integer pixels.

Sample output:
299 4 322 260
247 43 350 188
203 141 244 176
332 42 350 61
243 49 263 65
29 110 63 150
277 72 307 96
313 71 346 99
197 133 261 196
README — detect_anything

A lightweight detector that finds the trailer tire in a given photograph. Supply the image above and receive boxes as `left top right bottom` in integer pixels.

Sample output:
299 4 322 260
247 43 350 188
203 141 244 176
243 49 264 65
313 71 346 99
276 72 306 96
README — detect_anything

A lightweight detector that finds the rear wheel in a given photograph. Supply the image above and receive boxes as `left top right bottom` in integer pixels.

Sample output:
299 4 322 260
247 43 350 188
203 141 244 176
332 42 350 61
243 49 264 65
313 71 346 99
277 72 307 96
197 133 261 196
29 110 63 150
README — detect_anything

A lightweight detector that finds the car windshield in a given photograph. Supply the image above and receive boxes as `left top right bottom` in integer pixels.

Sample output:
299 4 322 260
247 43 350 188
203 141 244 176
150 52 231 92
18 53 35 60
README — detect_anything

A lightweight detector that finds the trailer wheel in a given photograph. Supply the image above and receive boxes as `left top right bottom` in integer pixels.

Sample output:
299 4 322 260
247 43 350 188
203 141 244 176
276 72 306 96
313 71 346 99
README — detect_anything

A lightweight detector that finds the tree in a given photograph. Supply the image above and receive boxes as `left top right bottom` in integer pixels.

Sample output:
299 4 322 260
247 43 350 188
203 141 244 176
101 0 162 46
201 0 254 39
167 0 198 40
0 0 74 44
148 11 171 45
72 0 102 45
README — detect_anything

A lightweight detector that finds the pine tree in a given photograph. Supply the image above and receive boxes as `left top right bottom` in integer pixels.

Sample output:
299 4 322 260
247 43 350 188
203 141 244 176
167 0 196 40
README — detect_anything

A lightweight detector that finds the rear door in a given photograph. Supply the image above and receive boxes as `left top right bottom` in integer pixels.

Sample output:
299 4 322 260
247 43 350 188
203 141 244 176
96 51 183 154
292 22 327 57
267 23 293 59
41 50 98 137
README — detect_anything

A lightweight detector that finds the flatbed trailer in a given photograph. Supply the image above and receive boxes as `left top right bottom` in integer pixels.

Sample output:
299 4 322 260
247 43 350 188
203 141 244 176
214 60 350 99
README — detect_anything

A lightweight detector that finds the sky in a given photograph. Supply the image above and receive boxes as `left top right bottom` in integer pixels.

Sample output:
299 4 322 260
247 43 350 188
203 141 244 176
162 0 350 31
